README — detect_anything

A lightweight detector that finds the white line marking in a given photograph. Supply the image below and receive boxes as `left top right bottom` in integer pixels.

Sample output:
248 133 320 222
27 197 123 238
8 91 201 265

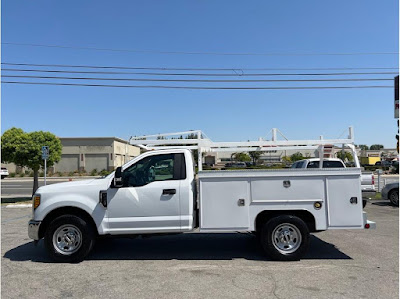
1 187 32 189
6 204 32 208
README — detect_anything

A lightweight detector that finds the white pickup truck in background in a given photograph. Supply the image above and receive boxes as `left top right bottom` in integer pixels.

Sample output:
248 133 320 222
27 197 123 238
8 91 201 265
29 145 376 263
291 158 376 205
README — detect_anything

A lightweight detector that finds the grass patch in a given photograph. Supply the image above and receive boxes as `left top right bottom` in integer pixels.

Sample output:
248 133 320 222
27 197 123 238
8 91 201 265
1 197 31 204
369 192 382 200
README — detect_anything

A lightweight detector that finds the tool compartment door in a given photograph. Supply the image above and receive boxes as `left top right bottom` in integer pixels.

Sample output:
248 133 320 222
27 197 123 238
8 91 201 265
199 178 250 230
327 175 363 228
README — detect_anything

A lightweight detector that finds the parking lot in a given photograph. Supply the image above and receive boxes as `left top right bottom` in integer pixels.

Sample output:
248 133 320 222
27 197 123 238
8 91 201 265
1 200 398 299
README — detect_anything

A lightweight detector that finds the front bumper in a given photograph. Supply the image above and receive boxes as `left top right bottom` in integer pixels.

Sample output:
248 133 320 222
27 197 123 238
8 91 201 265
28 220 41 240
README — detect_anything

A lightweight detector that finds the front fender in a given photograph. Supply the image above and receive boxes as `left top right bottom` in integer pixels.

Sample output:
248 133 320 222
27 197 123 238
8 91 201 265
35 193 107 234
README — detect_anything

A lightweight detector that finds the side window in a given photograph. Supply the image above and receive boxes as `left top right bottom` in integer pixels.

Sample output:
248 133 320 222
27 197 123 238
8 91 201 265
296 161 304 168
291 162 298 169
323 161 345 168
307 161 319 168
122 153 185 187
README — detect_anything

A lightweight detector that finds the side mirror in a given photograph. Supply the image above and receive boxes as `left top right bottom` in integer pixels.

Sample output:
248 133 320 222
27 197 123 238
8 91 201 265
113 166 123 188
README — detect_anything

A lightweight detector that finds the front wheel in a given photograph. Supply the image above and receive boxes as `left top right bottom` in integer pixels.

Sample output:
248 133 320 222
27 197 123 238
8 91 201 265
260 215 310 261
389 190 399 207
44 215 96 263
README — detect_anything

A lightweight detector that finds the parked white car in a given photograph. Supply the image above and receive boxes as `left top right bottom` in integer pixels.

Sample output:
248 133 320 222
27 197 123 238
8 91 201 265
1 167 9 179
291 158 376 203
29 149 375 263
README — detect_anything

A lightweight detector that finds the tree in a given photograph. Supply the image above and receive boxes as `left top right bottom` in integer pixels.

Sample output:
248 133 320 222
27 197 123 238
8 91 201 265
1 128 62 195
232 152 251 162
370 144 384 150
336 151 354 162
248 151 264 166
358 144 369 150
290 152 304 162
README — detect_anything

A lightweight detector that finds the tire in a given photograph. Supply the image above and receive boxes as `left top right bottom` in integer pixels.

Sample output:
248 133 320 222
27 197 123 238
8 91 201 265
389 189 399 207
44 215 96 263
260 215 310 261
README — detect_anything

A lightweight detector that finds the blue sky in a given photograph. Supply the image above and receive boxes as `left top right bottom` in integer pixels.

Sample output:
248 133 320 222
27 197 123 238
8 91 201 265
2 1 399 147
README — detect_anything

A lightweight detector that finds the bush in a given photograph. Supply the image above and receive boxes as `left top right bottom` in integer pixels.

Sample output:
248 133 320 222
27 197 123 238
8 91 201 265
56 172 63 177
68 171 74 176
39 171 44 177
28 171 34 177
9 173 16 178
19 172 25 177
90 169 98 176
99 169 110 176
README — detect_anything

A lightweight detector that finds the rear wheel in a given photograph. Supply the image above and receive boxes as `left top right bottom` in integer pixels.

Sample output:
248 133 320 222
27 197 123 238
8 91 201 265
44 215 96 263
389 190 399 207
260 215 310 261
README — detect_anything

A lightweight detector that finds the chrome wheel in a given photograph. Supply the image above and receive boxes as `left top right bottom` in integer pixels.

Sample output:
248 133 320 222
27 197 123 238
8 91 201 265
52 224 82 255
272 223 302 254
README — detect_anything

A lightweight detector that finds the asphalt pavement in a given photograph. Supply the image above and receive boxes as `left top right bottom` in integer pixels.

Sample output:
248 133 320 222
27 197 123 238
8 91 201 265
1 200 398 298
1 177 95 198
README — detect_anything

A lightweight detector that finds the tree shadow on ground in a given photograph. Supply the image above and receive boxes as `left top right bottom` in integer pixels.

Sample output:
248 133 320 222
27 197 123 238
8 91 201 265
4 233 351 263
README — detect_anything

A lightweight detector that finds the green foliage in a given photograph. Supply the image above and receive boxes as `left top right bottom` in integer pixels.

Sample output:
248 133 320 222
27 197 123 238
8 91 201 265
248 151 264 165
370 144 384 150
99 169 111 176
90 169 98 176
1 127 62 171
68 171 74 176
232 152 251 162
359 144 369 150
1 128 25 165
9 173 16 178
19 172 25 177
336 151 354 162
290 152 304 162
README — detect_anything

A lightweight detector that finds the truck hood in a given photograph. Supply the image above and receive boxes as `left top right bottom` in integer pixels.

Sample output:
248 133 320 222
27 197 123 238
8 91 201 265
36 178 109 193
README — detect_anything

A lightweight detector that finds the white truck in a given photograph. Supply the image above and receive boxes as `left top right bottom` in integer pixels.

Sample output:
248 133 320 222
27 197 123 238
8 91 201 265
29 141 376 262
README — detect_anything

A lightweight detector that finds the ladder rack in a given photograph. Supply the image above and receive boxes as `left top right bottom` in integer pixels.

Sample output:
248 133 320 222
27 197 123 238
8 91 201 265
129 127 359 171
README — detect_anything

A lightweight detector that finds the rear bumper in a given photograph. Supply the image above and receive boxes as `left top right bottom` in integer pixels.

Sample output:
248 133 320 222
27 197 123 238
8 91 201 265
363 212 376 229
28 220 41 240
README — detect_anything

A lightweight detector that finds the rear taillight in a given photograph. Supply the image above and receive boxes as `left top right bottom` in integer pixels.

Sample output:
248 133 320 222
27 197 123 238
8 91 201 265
372 175 375 185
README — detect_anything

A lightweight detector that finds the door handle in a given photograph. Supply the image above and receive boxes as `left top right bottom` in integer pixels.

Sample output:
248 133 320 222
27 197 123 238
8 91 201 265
162 189 176 195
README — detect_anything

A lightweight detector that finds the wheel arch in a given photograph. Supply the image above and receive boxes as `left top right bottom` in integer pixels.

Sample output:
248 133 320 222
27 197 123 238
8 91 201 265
39 206 99 239
255 210 317 233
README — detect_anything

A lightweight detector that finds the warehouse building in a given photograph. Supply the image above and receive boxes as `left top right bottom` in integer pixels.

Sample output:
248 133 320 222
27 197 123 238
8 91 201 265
53 137 140 173
1 137 140 174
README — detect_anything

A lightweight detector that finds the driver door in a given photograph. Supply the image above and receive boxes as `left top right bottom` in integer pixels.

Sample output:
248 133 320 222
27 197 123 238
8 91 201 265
107 153 185 234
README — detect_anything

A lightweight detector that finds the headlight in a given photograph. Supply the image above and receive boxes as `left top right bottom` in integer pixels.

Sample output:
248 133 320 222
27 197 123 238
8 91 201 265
33 194 41 210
